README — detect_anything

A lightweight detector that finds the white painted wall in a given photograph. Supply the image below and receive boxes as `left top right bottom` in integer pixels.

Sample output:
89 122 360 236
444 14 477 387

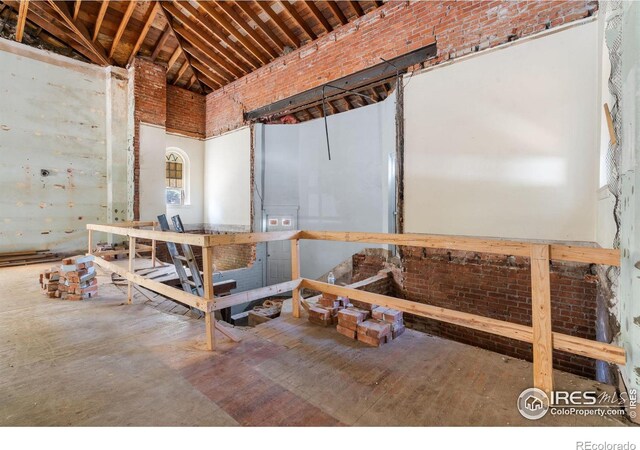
138 124 166 223
204 127 252 230
0 39 131 253
404 21 600 242
166 132 204 226
259 93 396 279
138 125 205 227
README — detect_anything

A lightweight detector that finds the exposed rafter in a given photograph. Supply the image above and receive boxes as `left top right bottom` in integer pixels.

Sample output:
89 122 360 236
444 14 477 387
150 25 171 61
279 1 316 41
215 0 279 59
2 0 385 95
326 1 348 25
126 2 160 66
255 1 300 48
92 0 108 42
159 1 204 94
166 1 256 72
72 0 80 20
46 0 111 65
349 1 364 17
235 1 286 53
304 1 332 34
194 0 269 66
15 0 28 42
109 0 136 59
171 20 243 79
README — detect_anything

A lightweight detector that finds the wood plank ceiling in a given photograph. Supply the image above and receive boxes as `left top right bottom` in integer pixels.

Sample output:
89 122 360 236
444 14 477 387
0 1 392 121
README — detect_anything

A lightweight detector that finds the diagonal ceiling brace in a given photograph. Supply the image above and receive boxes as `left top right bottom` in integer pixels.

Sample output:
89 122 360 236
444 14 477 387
46 0 111 65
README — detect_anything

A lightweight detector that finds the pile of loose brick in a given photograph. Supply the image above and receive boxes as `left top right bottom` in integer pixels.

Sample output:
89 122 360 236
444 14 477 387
38 255 98 301
308 293 405 347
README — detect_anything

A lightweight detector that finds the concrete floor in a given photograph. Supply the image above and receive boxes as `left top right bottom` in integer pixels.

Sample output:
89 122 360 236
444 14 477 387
0 263 630 426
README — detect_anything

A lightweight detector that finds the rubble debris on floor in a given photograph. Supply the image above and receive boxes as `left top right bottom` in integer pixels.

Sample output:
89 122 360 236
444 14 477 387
38 255 98 300
247 299 283 326
309 293 405 346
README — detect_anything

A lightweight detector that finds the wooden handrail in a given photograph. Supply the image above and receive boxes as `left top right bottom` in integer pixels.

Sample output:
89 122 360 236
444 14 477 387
86 221 624 395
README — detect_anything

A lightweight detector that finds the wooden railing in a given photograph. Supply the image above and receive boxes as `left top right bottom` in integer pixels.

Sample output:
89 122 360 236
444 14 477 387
86 223 625 395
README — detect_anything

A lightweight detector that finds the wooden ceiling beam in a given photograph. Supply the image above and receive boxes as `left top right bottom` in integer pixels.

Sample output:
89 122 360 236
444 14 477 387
215 1 278 59
180 41 234 85
255 1 300 48
46 0 111 65
126 2 160 66
326 1 348 25
349 1 364 17
167 46 182 70
304 1 332 34
164 2 250 76
172 21 242 80
159 2 204 94
150 24 171 61
279 1 316 41
13 1 97 62
92 0 108 42
172 60 189 85
189 60 224 89
234 1 286 53
72 0 81 20
15 0 28 43
174 2 261 72
109 0 136 59
193 0 269 66
187 74 197 89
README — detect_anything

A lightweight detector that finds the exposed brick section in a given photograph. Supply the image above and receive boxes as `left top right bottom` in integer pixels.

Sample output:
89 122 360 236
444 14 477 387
166 85 206 139
352 252 389 282
205 0 597 137
398 247 598 379
152 229 255 271
133 58 166 220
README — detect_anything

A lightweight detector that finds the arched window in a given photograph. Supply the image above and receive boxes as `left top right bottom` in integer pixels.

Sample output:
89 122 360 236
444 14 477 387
165 149 189 205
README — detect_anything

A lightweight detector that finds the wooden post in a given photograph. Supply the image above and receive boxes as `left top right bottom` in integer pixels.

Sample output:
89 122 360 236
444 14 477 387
127 236 136 305
531 244 553 396
291 239 301 318
87 229 93 255
151 223 157 268
203 246 215 350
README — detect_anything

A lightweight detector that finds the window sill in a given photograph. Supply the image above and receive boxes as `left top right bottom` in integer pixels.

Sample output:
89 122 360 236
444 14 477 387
167 204 192 208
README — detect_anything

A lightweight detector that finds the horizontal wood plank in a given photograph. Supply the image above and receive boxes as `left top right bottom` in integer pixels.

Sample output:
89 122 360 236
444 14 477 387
212 279 302 311
301 279 625 365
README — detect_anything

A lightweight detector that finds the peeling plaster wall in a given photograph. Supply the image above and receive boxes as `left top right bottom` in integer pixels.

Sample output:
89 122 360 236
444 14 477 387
0 39 131 253
617 0 640 403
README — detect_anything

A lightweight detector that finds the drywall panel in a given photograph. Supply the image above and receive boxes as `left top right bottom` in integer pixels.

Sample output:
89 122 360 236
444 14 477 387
0 40 131 253
204 127 251 229
261 93 396 279
166 133 205 227
404 22 600 241
138 124 166 222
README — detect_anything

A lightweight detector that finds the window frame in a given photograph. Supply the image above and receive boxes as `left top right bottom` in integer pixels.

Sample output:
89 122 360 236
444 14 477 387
165 148 190 207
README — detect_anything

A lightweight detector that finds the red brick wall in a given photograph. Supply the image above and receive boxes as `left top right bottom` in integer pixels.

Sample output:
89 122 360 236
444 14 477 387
398 247 598 379
205 0 596 137
133 58 207 219
133 58 166 219
166 85 206 139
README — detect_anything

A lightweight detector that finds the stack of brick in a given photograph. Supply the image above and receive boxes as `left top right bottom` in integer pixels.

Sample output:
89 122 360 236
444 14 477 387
57 255 98 301
308 293 348 326
307 293 406 347
39 268 60 298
